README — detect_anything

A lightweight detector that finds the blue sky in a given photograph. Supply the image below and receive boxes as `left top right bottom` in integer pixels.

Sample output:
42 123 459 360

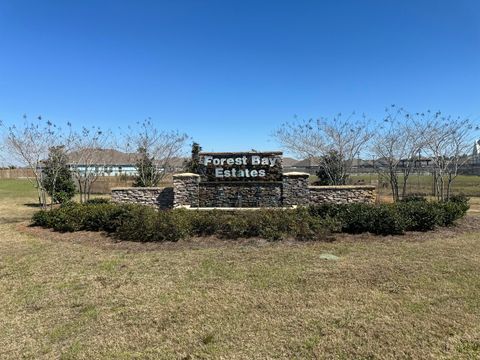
1 0 479 153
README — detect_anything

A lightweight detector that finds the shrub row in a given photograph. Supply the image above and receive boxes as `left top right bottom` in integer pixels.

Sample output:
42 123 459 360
32 202 340 241
31 196 469 242
308 195 469 234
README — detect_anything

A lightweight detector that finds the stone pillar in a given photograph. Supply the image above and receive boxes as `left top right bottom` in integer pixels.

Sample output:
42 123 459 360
282 172 310 206
173 173 200 208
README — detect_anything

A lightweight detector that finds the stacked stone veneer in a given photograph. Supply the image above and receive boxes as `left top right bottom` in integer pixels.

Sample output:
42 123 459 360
111 187 173 209
199 182 282 207
283 172 376 205
309 185 376 204
282 172 310 206
173 173 200 208
111 172 376 209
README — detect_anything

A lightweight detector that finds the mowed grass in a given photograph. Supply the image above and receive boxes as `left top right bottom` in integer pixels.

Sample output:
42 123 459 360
0 179 39 223
328 173 480 197
1 180 480 359
346 174 480 197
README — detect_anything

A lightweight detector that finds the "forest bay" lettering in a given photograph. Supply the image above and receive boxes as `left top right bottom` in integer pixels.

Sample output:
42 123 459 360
202 155 278 178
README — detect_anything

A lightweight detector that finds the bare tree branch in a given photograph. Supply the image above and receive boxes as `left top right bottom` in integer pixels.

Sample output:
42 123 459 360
1 115 68 207
417 111 477 200
274 112 374 184
121 118 189 185
371 106 426 201
68 126 112 202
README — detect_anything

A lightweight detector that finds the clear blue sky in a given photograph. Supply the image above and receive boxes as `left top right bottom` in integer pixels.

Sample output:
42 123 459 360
1 0 479 153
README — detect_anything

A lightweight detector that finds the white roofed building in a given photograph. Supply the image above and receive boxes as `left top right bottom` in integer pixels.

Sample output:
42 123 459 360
473 140 480 164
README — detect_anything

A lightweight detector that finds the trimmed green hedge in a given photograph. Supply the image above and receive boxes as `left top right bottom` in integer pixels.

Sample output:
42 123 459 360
31 197 469 242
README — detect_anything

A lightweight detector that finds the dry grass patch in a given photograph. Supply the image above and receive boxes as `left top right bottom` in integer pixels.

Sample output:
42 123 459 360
2 219 480 359
1 179 480 359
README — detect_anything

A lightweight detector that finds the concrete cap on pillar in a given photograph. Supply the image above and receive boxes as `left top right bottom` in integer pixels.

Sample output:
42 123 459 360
173 173 201 178
283 172 310 178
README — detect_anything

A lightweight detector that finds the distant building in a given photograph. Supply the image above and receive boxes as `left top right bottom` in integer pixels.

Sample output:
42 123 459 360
473 140 480 164
285 157 317 174
65 149 186 177
281 157 300 168
67 149 138 176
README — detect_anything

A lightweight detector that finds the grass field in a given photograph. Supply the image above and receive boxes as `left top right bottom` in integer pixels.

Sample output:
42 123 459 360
346 174 480 197
1 180 480 359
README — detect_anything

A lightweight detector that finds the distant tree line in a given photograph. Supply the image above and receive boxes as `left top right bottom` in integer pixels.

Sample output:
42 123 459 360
274 106 479 202
0 116 188 207
1 106 477 206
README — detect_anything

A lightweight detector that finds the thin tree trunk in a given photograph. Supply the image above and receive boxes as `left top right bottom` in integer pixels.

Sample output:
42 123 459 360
389 170 399 202
36 186 43 208
77 177 83 203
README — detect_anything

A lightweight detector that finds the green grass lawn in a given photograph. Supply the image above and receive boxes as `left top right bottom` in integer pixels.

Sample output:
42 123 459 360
0 179 40 224
0 178 38 199
308 174 480 197
1 179 480 358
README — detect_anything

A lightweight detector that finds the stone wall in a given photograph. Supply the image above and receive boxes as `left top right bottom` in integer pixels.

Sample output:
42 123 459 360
173 173 200 208
308 185 376 204
111 173 376 209
111 187 173 209
199 182 282 207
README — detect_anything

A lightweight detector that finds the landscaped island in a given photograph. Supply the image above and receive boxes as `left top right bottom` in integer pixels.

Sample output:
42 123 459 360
31 196 469 242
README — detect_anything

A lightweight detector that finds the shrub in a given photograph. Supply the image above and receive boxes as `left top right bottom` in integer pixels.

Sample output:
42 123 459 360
82 203 132 232
215 209 338 241
333 203 376 234
437 199 470 226
31 197 469 241
217 212 256 239
448 194 470 205
397 200 441 231
45 202 86 232
155 209 192 241
400 194 427 203
85 198 111 205
31 202 134 233
314 150 347 185
113 207 192 242
257 210 293 241
370 205 406 235
31 210 51 227
189 210 222 237
290 208 338 240
113 205 158 242
309 203 406 235
41 146 76 204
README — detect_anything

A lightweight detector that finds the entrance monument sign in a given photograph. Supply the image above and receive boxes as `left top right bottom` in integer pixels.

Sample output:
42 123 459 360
198 152 283 182
112 150 376 208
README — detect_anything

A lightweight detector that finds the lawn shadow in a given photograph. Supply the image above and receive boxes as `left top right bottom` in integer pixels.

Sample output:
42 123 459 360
23 203 43 208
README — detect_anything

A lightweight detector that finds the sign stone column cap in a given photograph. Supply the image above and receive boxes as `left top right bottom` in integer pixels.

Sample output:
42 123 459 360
173 173 201 178
283 172 310 177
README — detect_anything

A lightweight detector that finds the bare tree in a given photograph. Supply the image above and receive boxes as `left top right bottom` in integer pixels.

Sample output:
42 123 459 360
0 122 6 167
274 113 374 184
418 112 477 201
1 115 65 207
68 126 112 203
371 107 425 201
122 118 188 185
